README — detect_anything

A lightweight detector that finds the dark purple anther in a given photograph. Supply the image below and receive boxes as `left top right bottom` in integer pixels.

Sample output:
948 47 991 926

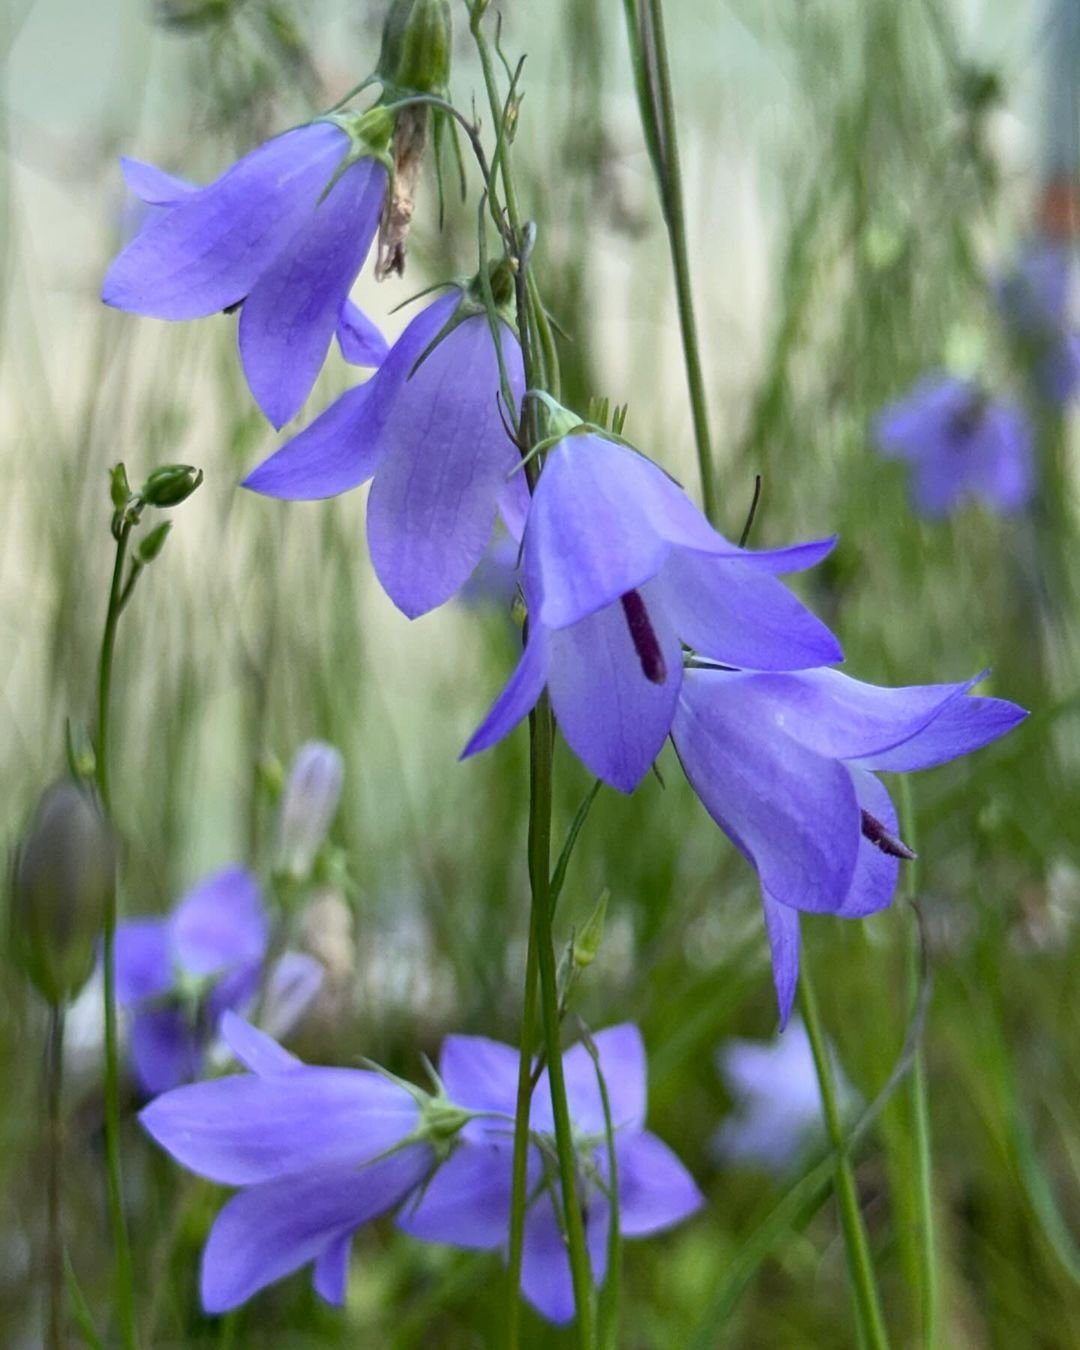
860 809 917 861
620 590 666 685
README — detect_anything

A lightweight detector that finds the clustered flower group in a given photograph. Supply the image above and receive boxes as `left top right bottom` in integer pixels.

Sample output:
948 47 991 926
101 23 1028 1324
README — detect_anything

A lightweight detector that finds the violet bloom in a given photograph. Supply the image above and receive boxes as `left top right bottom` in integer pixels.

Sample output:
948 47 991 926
672 667 1026 1024
114 866 322 1094
874 374 1035 517
244 283 527 618
399 1024 703 1326
463 431 841 792
140 1013 434 1312
275 741 345 882
714 1018 857 1177
996 241 1080 403
103 120 390 428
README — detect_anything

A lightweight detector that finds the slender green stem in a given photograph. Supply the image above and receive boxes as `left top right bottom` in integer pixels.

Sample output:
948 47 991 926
95 521 138 1350
529 694 595 1346
506 929 538 1349
798 962 890 1350
624 0 718 521
46 1004 66 1350
899 777 938 1348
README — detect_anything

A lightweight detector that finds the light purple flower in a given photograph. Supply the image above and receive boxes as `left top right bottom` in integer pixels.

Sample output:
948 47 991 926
140 1014 431 1312
463 432 841 792
275 741 345 881
103 124 389 428
996 241 1080 403
714 1018 857 1177
243 287 527 618
671 667 1027 1025
399 1024 703 1326
874 374 1035 517
113 866 322 1094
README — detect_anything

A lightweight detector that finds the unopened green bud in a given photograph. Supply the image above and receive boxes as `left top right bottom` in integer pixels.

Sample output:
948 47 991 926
11 782 114 1005
573 889 609 969
141 464 203 508
136 520 172 564
486 258 516 310
377 0 452 97
110 462 131 510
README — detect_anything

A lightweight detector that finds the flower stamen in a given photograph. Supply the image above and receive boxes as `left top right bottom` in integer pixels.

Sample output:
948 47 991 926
620 590 666 684
860 809 917 861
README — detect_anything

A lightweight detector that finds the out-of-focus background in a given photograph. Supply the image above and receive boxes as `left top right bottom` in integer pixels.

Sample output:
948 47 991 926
3 0 1079 1345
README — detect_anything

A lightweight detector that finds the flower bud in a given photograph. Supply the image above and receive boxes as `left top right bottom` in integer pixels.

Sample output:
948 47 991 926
274 742 345 882
377 0 452 97
573 889 609 969
140 464 203 508
136 520 172 564
110 462 131 510
10 782 115 1005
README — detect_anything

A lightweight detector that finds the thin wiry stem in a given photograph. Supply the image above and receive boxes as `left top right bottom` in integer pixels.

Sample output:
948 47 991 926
46 1004 66 1350
95 520 138 1350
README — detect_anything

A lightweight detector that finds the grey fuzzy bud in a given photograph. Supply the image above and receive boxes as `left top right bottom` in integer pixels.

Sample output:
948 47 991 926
11 782 114 1005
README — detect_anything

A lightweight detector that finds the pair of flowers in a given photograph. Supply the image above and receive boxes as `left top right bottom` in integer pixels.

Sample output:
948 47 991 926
140 1015 702 1325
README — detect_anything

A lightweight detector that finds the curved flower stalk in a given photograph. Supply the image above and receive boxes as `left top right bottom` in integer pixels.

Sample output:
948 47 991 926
996 241 1080 404
714 1017 858 1177
398 1024 703 1326
874 374 1035 518
103 120 390 428
463 431 841 792
672 667 1027 1024
243 283 527 618
113 865 322 1094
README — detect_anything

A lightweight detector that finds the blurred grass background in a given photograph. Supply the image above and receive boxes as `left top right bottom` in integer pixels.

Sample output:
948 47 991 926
2 0 1080 1345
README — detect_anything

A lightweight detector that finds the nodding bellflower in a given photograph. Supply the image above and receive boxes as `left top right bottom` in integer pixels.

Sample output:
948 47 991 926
102 120 390 428
399 1024 703 1326
140 1014 434 1312
275 740 345 882
243 282 527 618
463 431 842 792
672 667 1027 1024
874 374 1035 518
713 1017 857 1177
996 241 1080 403
113 865 322 1095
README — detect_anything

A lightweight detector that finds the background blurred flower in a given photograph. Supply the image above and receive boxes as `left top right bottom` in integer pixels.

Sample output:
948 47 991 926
113 865 322 1094
874 373 1035 517
996 241 1080 403
274 740 345 882
714 1018 858 1177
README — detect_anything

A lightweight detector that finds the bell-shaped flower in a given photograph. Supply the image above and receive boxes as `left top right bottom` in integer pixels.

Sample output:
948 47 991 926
463 432 841 792
274 741 345 882
113 865 322 1094
140 1014 434 1312
243 282 527 618
874 374 1035 517
713 1017 857 1178
398 1024 703 1326
996 241 1080 403
103 118 390 428
672 667 1027 1025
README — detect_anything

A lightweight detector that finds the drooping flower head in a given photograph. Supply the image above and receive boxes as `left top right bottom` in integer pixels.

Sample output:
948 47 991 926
713 1017 857 1177
672 667 1027 1024
140 1013 438 1311
874 373 1035 518
243 269 527 618
103 111 394 428
141 1018 700 1325
399 1024 703 1326
464 426 842 792
113 865 322 1094
996 241 1080 403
